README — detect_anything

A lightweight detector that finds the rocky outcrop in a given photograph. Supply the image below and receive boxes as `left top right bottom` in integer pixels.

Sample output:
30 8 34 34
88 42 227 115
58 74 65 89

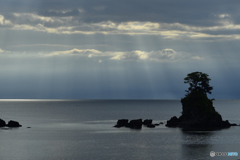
143 119 152 125
146 124 155 128
166 115 232 130
166 116 179 127
114 119 161 129
0 119 6 127
7 120 22 127
128 119 142 129
114 119 129 128
0 119 21 128
166 91 234 130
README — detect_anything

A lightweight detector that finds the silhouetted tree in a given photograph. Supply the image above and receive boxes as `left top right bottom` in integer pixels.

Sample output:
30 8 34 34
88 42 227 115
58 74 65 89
184 71 213 95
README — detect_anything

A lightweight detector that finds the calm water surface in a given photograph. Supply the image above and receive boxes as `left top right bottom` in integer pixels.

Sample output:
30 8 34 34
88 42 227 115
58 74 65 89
0 100 239 160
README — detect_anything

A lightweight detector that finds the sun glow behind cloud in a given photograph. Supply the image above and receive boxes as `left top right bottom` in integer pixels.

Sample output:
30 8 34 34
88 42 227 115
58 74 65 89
44 48 203 62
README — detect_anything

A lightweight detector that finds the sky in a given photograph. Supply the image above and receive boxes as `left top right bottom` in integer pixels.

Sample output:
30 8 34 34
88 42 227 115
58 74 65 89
0 0 240 99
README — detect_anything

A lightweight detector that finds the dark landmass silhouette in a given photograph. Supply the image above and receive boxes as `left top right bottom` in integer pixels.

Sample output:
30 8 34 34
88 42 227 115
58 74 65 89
166 71 238 130
166 90 237 130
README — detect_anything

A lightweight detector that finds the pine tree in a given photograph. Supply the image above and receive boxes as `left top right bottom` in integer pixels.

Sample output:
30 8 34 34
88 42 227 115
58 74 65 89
184 71 213 95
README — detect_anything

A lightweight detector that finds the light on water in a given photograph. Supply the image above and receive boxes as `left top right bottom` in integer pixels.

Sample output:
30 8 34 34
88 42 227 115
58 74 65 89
0 100 240 160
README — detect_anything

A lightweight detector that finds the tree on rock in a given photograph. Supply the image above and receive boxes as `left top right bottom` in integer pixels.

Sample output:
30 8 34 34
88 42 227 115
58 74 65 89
166 71 232 130
184 71 213 95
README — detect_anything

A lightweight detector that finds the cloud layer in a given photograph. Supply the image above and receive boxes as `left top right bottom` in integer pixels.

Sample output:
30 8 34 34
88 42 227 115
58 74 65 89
0 0 240 40
46 48 202 62
1 12 240 40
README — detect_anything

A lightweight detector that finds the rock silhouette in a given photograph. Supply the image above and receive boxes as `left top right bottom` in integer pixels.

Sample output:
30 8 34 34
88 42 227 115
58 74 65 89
143 119 152 125
146 124 155 128
7 120 22 127
114 119 129 128
0 119 21 128
166 72 236 130
128 119 142 129
166 90 233 130
114 119 159 129
0 119 6 127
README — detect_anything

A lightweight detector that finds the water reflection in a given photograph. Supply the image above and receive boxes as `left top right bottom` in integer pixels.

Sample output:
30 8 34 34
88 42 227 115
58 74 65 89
180 130 214 160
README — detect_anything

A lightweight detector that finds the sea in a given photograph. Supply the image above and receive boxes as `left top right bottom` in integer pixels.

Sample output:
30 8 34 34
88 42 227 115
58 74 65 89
0 99 240 160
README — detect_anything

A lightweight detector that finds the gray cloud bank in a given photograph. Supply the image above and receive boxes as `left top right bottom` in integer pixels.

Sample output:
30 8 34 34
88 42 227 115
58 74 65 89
0 0 240 40
2 0 240 24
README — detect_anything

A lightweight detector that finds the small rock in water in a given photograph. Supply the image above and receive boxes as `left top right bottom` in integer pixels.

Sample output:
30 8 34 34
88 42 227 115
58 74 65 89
129 119 142 129
114 118 159 129
143 119 152 125
0 119 6 127
7 120 22 127
147 124 155 128
114 119 129 128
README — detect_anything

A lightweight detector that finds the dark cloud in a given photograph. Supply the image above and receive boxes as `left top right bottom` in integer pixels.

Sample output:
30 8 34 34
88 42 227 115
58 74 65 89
1 0 240 27
1 0 240 40
38 8 82 17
